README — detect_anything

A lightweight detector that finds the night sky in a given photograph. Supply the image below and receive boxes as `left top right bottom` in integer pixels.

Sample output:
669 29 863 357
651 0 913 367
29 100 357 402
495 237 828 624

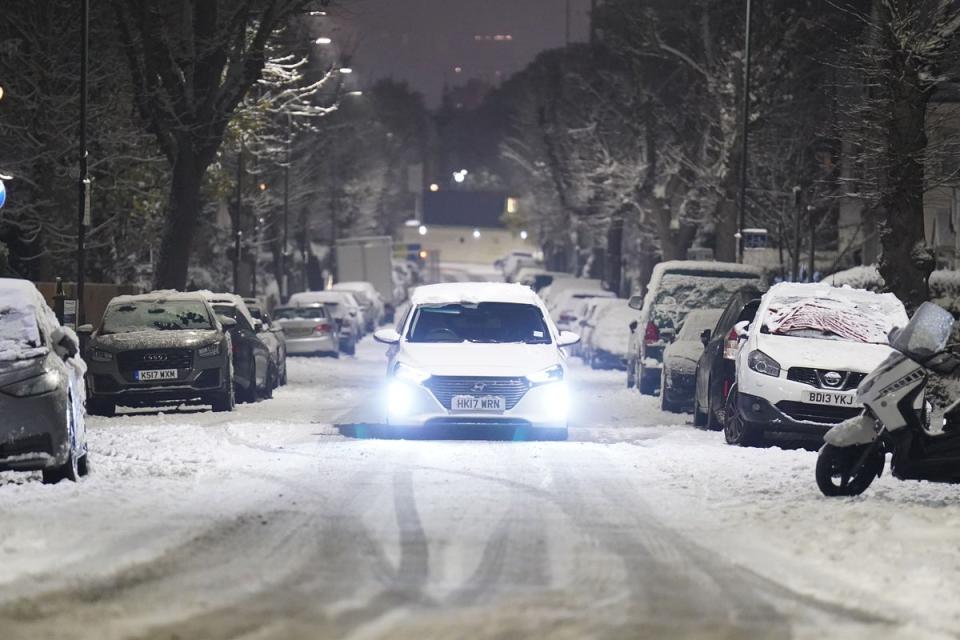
338 0 593 106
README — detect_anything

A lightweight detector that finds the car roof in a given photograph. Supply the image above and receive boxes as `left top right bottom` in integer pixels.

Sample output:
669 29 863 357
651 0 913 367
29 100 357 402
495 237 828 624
652 260 764 278
109 290 211 304
410 282 543 307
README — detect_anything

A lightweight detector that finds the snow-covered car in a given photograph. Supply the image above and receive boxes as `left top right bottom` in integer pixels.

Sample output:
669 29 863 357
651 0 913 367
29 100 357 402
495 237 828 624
373 282 580 439
288 290 364 341
629 261 765 395
332 281 384 332
540 277 604 314
725 282 908 446
581 299 638 370
205 293 275 401
273 304 340 358
499 251 541 282
244 297 288 387
659 308 723 413
0 279 89 484
550 289 616 333
84 291 235 415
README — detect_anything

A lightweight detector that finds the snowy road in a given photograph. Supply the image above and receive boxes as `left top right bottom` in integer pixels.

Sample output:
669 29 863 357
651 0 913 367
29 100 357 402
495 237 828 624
2 339 960 639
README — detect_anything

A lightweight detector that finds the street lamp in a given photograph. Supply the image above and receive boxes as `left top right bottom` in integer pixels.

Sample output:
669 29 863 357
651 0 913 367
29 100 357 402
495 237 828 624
315 37 332 45
347 90 364 96
736 0 753 263
338 67 353 74
76 0 90 324
429 183 439 192
418 225 428 236
472 228 481 239
520 230 528 241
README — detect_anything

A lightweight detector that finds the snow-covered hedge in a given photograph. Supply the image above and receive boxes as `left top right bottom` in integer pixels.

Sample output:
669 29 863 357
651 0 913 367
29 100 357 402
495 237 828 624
826 266 960 315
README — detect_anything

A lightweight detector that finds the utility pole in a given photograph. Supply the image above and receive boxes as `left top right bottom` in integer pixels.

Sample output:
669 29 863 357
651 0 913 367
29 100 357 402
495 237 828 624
234 136 244 293
76 0 90 324
736 0 753 263
808 207 817 282
281 116 291 301
792 187 802 282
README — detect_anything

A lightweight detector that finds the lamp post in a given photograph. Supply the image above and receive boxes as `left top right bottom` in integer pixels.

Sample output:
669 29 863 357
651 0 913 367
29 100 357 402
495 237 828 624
281 116 291 301
234 135 245 293
76 0 90 323
736 0 753 264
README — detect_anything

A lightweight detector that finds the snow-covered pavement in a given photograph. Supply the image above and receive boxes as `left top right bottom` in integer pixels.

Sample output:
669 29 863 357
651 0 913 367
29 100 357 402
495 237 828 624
2 338 960 639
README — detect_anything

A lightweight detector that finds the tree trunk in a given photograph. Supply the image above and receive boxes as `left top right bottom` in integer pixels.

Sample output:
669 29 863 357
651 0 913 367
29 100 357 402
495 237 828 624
154 144 204 290
605 208 626 296
875 27 933 310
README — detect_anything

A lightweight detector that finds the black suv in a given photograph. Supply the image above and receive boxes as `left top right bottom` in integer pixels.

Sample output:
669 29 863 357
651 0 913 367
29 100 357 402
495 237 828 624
81 292 234 416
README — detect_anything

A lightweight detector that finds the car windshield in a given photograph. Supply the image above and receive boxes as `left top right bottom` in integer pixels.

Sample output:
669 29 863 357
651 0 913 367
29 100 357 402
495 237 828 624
407 302 551 344
652 274 760 330
274 307 327 320
762 295 900 344
678 310 724 340
101 300 213 334
0 307 46 361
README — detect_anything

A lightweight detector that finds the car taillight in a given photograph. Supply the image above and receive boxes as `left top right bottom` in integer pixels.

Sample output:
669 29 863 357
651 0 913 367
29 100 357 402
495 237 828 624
723 328 739 359
644 321 659 345
314 323 332 334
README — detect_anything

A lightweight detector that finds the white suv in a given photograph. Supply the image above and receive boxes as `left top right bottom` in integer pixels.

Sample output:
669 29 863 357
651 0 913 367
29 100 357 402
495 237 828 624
373 283 579 439
725 282 908 446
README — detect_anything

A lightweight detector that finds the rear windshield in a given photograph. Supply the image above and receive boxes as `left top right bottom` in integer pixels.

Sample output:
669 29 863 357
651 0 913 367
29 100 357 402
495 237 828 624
101 300 213 334
652 274 760 330
274 307 328 320
407 302 551 344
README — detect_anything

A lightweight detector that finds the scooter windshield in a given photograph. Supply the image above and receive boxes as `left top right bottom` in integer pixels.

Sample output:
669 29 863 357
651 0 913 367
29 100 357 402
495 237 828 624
891 302 954 360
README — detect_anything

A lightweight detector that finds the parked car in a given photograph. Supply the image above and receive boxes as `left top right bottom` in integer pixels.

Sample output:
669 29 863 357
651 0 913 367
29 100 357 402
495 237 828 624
289 290 364 340
581 299 638 370
725 282 907 447
629 261 765 395
204 293 274 402
550 289 616 333
83 291 235 415
243 297 288 387
576 298 617 359
332 281 384 332
693 287 764 429
273 304 340 357
373 282 579 440
540 277 604 314
501 252 541 282
516 268 570 293
659 308 724 413
0 278 89 484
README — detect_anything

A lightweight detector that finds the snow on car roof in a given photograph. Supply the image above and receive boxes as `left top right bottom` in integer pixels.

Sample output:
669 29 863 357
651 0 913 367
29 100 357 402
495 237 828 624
290 290 352 303
110 289 212 304
652 260 765 277
411 282 543 307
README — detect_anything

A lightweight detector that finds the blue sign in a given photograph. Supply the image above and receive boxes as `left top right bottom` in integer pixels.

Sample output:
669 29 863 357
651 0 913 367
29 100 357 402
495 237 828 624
0 180 5 209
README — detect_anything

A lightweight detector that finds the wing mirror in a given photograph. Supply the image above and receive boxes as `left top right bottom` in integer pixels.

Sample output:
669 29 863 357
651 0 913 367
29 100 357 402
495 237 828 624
629 320 639 334
700 329 711 346
77 323 94 336
218 315 237 330
373 328 401 344
51 328 79 360
734 320 750 340
557 331 581 348
628 295 644 311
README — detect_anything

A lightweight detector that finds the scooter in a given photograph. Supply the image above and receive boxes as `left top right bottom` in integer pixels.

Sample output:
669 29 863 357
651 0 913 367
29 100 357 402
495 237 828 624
816 302 960 496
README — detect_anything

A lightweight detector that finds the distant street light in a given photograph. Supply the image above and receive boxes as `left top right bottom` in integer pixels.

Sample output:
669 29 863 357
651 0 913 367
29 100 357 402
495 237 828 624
429 183 439 192
315 37 332 45
338 67 353 74
453 169 468 184
472 228 481 239
418 225 428 236
520 230 528 240
0 85 4 101
347 90 364 96
259 182 268 192
309 10 328 16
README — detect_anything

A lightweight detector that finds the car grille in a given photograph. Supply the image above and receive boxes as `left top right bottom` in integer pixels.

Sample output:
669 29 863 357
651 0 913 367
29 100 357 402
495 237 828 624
424 376 531 410
775 400 861 425
786 367 865 391
117 349 194 372
0 434 52 458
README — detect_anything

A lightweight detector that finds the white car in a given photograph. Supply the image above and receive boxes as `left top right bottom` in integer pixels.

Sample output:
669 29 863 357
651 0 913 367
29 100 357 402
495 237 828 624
725 282 908 446
288 290 364 345
331 281 384 332
551 289 616 332
373 283 580 439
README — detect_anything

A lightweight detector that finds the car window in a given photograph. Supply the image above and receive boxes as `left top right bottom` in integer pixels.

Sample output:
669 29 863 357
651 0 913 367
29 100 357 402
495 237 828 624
407 302 551 344
101 300 213 334
213 304 254 332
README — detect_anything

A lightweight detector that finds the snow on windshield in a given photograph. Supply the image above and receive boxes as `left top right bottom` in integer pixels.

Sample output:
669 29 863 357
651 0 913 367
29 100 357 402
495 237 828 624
407 302 551 344
651 275 759 330
102 300 214 334
764 295 898 344
0 306 46 361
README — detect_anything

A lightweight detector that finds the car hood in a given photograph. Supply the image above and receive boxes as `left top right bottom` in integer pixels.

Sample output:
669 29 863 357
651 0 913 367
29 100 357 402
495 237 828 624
0 355 47 388
399 342 562 377
662 340 705 373
756 333 894 372
93 330 220 352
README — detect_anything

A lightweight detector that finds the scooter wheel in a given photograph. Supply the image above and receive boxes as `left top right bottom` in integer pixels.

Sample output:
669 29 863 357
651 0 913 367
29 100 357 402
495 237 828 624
816 444 883 497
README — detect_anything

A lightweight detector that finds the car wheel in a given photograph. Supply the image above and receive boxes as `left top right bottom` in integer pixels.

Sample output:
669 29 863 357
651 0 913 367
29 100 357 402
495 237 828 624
706 392 722 431
659 368 679 413
44 402 81 484
693 395 707 428
77 453 90 477
638 364 658 395
87 397 115 418
261 365 276 399
343 340 356 356
211 384 235 412
237 364 258 404
626 359 636 388
280 362 288 386
723 388 761 447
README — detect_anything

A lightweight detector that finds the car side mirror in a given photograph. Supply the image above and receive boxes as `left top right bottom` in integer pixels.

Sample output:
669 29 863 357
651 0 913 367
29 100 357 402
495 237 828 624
557 331 580 347
629 320 639 334
77 323 94 335
628 295 644 311
218 315 237 330
700 329 711 346
51 327 79 360
734 320 750 340
374 328 401 344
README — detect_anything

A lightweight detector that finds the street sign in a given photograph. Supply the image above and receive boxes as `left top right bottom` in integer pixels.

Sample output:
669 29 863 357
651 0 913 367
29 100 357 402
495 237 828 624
63 299 78 330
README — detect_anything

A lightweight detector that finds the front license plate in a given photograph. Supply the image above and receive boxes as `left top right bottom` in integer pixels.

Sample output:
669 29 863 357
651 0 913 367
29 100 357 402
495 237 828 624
804 390 855 406
451 395 505 412
135 369 178 382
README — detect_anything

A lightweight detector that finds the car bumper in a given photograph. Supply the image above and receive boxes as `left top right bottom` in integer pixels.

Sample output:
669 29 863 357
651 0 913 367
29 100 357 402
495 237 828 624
384 379 569 430
285 335 338 355
738 371 861 431
0 389 70 471
87 361 228 406
663 368 696 402
735 391 860 437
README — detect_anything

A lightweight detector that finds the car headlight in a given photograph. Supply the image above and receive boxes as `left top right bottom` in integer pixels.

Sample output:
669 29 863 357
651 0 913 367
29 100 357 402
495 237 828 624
198 342 221 358
387 380 414 417
1 370 61 397
394 363 430 384
539 381 570 419
526 365 564 385
91 348 113 362
747 350 781 378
